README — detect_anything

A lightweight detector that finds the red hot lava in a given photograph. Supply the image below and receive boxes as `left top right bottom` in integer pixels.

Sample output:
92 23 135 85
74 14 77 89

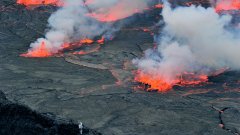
215 0 240 12
154 4 164 9
134 70 208 92
17 0 62 6
20 41 51 58
79 38 94 44
21 37 105 58
97 36 105 44
86 0 149 22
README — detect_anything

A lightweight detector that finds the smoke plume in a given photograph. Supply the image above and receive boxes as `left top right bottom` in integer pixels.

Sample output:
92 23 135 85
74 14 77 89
133 2 240 91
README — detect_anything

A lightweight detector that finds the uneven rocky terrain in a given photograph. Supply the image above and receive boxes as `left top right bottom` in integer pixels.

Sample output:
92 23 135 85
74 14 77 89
0 0 239 135
0 91 100 135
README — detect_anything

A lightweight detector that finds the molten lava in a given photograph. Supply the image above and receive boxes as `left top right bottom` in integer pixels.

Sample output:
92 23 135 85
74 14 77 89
97 36 105 44
61 38 94 50
87 0 146 22
154 4 164 9
87 12 131 22
17 0 62 6
20 37 105 58
79 38 94 44
21 41 52 58
215 0 240 12
178 72 208 86
135 70 208 92
72 45 101 55
134 70 177 92
88 1 207 22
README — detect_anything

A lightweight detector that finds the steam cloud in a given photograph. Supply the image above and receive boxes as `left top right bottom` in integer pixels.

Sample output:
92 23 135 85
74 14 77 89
25 0 154 55
133 2 240 88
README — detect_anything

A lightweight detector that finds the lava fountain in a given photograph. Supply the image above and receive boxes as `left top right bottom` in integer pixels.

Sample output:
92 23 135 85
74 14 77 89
20 41 51 58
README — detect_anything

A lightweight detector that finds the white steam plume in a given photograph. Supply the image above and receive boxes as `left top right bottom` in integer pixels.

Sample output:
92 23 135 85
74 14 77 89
133 2 240 87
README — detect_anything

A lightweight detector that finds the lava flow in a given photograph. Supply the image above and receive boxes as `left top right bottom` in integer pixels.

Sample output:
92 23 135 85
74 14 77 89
87 10 141 22
135 70 208 92
61 38 94 50
97 36 105 44
17 0 62 6
134 70 176 92
215 0 240 12
21 37 105 58
154 4 164 9
79 38 94 44
86 0 149 22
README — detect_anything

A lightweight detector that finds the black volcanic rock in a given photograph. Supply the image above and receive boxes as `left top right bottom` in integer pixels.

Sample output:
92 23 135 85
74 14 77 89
0 91 101 135
221 108 240 134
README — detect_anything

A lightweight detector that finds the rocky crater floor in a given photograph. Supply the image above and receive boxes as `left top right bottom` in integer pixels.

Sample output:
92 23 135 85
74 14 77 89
0 0 240 135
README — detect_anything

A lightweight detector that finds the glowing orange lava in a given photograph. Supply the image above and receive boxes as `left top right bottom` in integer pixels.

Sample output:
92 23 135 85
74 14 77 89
17 0 62 6
215 0 240 12
135 70 208 92
87 1 145 22
154 4 164 9
79 38 94 44
97 36 105 44
21 38 96 58
21 41 52 58
72 45 101 55
135 71 176 92
60 38 94 51
178 72 208 86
